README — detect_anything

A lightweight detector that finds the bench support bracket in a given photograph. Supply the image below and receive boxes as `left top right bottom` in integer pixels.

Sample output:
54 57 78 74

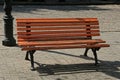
84 48 100 65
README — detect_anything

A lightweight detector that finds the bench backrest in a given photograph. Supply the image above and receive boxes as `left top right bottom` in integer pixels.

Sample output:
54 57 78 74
16 18 100 42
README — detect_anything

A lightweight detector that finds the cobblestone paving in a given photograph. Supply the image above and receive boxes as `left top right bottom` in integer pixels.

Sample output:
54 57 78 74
0 5 120 80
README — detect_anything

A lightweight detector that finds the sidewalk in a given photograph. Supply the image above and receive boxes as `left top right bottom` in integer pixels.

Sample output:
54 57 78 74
0 5 120 80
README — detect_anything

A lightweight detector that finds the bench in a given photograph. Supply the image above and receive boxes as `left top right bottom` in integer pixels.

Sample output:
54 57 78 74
16 18 110 70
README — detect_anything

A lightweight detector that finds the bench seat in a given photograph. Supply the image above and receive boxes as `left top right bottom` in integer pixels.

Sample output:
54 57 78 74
18 39 108 50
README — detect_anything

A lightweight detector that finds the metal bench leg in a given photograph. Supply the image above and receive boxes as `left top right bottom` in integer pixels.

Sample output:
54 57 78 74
30 52 34 70
25 50 36 70
25 51 30 60
30 50 36 70
84 48 90 56
91 48 98 66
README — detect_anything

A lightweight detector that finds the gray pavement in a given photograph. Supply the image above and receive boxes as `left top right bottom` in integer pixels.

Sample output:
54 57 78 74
0 5 120 80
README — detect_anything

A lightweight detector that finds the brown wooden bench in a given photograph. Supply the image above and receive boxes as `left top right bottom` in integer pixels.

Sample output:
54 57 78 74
16 18 110 70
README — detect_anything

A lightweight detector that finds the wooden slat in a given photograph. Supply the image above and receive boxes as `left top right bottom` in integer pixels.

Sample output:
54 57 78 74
18 37 89 42
17 26 99 31
17 22 99 27
17 33 100 39
16 18 98 23
17 30 99 35
18 39 106 46
22 43 110 51
16 18 99 27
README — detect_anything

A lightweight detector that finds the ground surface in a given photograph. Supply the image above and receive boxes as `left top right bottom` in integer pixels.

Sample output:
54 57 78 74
0 5 120 80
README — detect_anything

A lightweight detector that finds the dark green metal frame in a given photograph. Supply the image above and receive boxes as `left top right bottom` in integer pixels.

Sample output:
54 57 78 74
25 48 100 70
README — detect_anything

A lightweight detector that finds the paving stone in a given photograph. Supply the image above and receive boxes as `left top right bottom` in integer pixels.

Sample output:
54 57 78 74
0 5 120 80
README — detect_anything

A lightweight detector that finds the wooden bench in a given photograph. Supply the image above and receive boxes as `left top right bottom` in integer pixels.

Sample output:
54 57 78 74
16 18 110 70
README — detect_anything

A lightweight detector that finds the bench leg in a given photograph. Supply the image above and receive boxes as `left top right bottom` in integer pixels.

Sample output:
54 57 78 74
84 48 90 56
30 51 35 70
25 51 30 60
91 48 98 66
25 50 36 70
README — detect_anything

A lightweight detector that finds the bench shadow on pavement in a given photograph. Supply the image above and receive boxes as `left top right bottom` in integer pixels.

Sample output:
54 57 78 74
33 50 120 79
12 5 111 13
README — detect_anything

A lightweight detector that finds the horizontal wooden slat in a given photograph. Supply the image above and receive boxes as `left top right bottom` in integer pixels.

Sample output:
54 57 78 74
17 33 100 39
16 18 98 23
17 22 98 27
16 18 99 27
17 30 99 35
18 39 106 46
18 37 89 42
17 26 99 31
21 43 110 51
